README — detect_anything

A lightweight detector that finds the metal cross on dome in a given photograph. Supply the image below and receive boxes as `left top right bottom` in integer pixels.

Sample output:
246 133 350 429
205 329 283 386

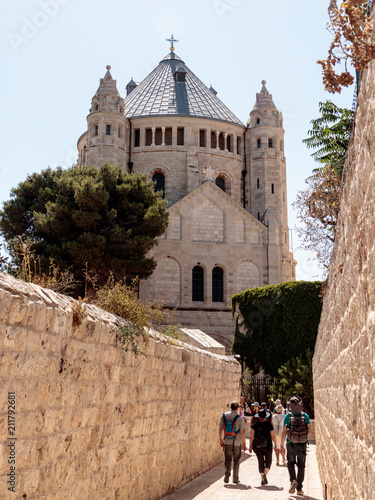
166 34 179 51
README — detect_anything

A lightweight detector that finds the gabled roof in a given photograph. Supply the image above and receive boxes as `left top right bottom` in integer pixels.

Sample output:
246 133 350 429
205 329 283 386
169 179 265 230
124 52 244 126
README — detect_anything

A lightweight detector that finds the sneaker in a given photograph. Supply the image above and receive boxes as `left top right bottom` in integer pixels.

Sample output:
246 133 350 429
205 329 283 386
263 473 268 485
233 479 240 484
289 480 298 494
297 490 304 496
261 478 265 485
224 474 229 483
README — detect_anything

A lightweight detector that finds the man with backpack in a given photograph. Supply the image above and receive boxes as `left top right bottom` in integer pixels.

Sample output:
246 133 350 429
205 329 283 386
280 395 312 497
218 401 246 484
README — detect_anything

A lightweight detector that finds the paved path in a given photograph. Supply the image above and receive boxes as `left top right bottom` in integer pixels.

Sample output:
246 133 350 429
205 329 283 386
162 443 323 500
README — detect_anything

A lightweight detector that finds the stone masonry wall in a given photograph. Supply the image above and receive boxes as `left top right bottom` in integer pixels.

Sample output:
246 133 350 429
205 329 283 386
313 18 375 500
0 273 241 499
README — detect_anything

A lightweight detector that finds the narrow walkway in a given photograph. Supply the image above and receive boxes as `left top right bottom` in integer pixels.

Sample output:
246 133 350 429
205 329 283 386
162 443 323 500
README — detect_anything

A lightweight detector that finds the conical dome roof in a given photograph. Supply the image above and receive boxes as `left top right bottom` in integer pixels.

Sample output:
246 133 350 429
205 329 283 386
96 65 120 96
124 52 244 126
252 81 277 110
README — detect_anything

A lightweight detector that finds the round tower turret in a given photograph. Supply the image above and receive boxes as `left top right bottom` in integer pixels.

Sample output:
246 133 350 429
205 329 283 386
78 65 128 167
245 81 292 268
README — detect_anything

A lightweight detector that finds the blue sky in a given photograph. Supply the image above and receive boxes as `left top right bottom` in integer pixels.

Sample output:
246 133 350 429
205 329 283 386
0 0 354 280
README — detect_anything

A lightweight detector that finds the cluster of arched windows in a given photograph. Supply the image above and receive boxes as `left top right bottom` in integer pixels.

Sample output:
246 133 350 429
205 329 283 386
192 265 224 302
152 171 230 199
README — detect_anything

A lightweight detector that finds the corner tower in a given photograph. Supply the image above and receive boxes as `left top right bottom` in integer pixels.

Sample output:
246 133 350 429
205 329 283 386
78 66 128 167
245 81 295 282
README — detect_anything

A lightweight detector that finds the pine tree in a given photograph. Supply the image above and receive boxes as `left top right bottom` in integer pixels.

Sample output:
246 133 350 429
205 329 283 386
0 164 169 292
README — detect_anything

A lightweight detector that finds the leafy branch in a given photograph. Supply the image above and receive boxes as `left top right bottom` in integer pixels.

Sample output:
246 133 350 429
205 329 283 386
116 322 147 357
318 0 375 93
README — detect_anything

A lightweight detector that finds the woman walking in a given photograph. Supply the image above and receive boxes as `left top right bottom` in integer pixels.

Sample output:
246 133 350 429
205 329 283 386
272 404 286 465
249 409 278 485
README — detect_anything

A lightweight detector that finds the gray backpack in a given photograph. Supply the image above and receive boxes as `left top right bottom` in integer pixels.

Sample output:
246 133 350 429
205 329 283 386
287 412 308 443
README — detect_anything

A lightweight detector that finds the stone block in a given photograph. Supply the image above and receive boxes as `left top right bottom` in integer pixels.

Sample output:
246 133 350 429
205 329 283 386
20 467 40 495
0 289 11 322
2 326 27 351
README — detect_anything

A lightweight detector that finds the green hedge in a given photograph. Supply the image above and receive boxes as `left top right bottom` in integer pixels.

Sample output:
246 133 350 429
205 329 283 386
232 281 322 376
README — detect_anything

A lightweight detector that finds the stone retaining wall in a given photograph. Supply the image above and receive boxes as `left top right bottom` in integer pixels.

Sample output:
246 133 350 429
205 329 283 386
0 273 241 499
313 12 375 499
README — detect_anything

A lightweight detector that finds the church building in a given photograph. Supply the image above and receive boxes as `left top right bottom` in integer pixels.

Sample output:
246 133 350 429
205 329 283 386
76 39 296 349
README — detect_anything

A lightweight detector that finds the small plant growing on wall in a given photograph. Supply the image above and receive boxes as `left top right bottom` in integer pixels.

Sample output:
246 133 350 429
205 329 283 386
116 322 147 357
72 297 87 327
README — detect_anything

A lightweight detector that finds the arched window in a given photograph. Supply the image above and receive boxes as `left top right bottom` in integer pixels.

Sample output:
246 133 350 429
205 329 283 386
212 267 223 302
192 266 204 301
215 176 225 192
219 133 225 150
152 173 165 198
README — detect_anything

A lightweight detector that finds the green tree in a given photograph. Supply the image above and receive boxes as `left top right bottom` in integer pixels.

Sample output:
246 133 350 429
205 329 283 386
0 164 169 290
302 100 354 176
294 101 354 271
232 281 322 377
269 348 314 418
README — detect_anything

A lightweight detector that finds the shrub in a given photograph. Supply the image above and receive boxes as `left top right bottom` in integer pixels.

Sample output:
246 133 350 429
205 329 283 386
91 276 181 356
232 281 323 377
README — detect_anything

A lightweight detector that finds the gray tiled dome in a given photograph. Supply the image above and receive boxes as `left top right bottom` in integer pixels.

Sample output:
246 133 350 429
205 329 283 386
124 52 244 126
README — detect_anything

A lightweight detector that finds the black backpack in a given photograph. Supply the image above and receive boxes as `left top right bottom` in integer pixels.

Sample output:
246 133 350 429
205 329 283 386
253 424 268 448
287 412 308 443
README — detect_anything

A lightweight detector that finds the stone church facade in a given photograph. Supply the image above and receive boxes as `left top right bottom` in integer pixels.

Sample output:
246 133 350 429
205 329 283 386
76 46 296 349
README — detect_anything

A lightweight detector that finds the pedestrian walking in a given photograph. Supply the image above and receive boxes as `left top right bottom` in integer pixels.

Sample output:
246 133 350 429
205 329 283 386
250 402 260 424
218 401 246 484
240 396 251 416
272 398 286 414
280 395 312 497
249 409 278 486
272 405 286 465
